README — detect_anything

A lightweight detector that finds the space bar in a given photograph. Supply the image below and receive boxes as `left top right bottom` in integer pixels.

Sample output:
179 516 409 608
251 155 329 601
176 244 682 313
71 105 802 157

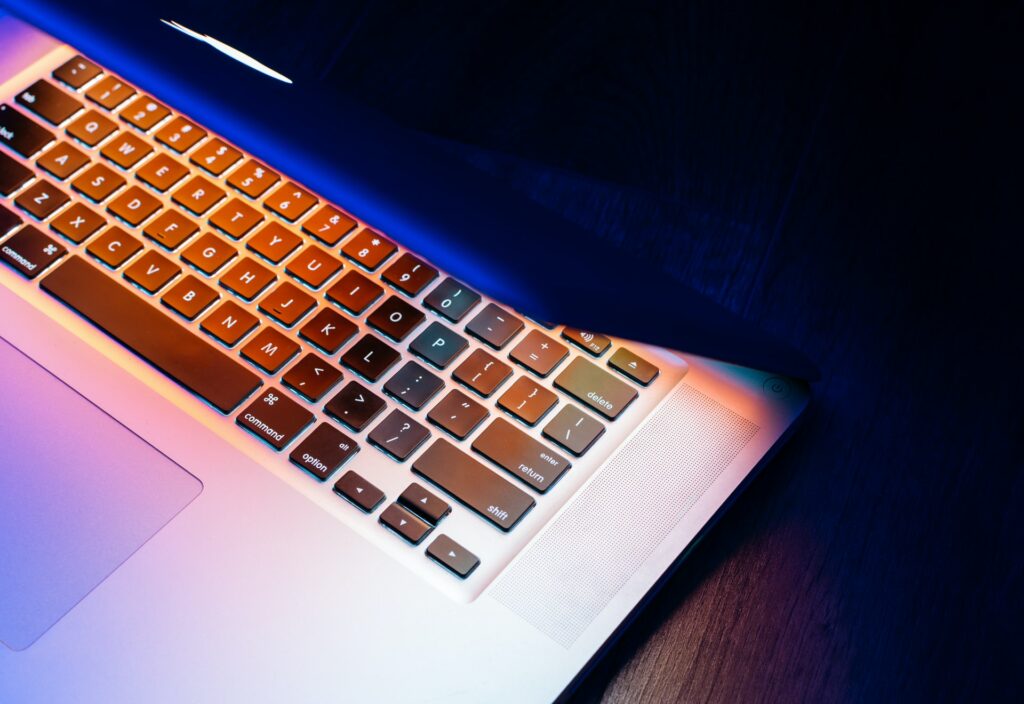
41 256 262 413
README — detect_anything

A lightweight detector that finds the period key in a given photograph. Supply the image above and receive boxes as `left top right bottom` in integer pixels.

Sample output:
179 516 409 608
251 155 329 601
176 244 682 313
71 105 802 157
236 387 314 451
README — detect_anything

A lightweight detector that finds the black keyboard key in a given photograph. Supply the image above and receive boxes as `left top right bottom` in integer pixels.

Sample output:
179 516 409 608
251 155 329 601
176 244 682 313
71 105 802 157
15 180 70 219
334 470 385 512
0 225 66 278
71 162 125 202
120 95 170 131
562 328 611 356
367 295 425 341
302 205 356 245
107 186 162 226
497 376 558 426
285 244 342 289
368 409 431 461
246 221 301 264
17 80 82 125
0 202 21 235
509 329 569 377
52 55 102 89
289 423 359 481
466 303 524 349
298 307 357 353
200 300 259 347
240 326 300 373
66 109 117 147
452 348 512 397
340 333 401 382
226 158 279 198
87 226 143 269
0 150 33 196
381 252 437 296
412 439 535 532
379 503 432 545
423 277 480 323
554 357 638 420
50 201 105 243
542 404 605 456
399 483 451 524
124 249 180 294
259 281 316 327
85 75 135 110
37 141 89 180
608 347 660 385
325 380 386 431
236 386 313 450
383 360 444 410
325 269 382 314
472 418 570 493
0 104 54 157
341 227 396 270
426 534 480 578
41 256 261 412
282 353 343 402
409 321 468 369
427 389 488 440
161 273 219 320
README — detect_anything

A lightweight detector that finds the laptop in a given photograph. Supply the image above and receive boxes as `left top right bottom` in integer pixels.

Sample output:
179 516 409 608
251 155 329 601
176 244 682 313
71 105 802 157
0 3 813 701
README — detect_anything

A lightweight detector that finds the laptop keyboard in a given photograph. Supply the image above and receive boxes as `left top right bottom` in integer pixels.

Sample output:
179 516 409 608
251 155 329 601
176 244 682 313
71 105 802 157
0 53 666 583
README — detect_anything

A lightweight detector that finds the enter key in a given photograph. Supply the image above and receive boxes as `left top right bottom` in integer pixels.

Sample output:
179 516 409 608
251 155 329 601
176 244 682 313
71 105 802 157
472 418 571 493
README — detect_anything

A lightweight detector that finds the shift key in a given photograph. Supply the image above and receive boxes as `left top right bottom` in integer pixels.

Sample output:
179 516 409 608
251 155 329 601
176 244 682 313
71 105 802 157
237 387 314 450
413 439 535 532
554 357 638 420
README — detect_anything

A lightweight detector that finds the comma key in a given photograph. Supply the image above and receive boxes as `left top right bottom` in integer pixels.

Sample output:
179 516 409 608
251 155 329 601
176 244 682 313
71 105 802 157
236 387 314 451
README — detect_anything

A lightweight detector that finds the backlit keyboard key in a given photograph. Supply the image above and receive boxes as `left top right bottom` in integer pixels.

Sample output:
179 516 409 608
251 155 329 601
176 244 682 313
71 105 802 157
325 380 386 431
226 158 279 198
100 130 152 168
509 329 568 377
542 404 605 456
84 75 135 110
333 470 385 512
265 181 317 222
0 225 66 278
452 348 512 397
52 56 102 89
155 116 206 153
325 269 382 314
298 307 357 353
302 204 355 245
209 198 263 239
236 386 313 451
554 357 638 420
289 423 358 481
17 80 82 125
379 502 431 544
383 360 444 410
286 244 342 289
143 209 198 249
0 203 20 235
427 389 489 440
240 326 300 373
398 483 451 524
283 353 343 402
136 152 188 192
246 221 301 263
466 303 524 349
37 141 89 180
219 257 275 300
15 180 69 219
426 534 479 579
340 334 401 382
472 417 570 493
381 252 438 296
86 226 142 268
181 232 237 275
120 95 170 131
161 274 219 320
72 162 124 202
562 328 611 356
412 439 535 532
124 249 180 293
409 321 468 369
190 138 241 176
50 202 104 243
107 186 162 226
201 300 259 346
423 276 481 323
66 109 117 147
497 376 558 426
172 174 225 215
367 295 425 341
341 227 396 271
259 281 316 327
608 347 660 385
368 409 430 461
0 104 54 157
0 151 32 196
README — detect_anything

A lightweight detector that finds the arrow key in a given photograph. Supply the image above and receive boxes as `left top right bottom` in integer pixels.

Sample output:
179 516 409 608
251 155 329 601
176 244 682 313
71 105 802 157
379 502 432 545
398 483 451 524
426 534 480 579
333 470 385 513
283 353 343 402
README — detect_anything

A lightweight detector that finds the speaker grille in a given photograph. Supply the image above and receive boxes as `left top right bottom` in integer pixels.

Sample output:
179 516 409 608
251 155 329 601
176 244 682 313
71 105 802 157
489 383 758 647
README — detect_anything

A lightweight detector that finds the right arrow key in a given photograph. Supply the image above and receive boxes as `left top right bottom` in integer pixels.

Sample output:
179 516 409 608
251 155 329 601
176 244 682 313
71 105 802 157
426 534 480 579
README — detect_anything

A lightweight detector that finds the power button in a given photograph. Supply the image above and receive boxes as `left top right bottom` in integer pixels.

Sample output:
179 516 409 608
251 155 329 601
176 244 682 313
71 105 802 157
762 376 791 399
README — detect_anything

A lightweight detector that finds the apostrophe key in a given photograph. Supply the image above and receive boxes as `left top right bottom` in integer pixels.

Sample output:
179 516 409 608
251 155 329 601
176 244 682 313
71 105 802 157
426 389 489 440
282 353 343 403
0 225 66 278
472 417 570 493
554 357 638 420
17 80 82 125
379 503 432 545
0 104 54 157
333 471 385 513
52 55 102 89
398 483 451 524
426 534 480 579
236 387 314 451
324 380 386 432
368 409 431 462
466 303 524 349
289 423 358 481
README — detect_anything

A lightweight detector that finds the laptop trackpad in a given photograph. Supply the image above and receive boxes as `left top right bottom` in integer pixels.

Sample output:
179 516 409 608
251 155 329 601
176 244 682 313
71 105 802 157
0 337 202 651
